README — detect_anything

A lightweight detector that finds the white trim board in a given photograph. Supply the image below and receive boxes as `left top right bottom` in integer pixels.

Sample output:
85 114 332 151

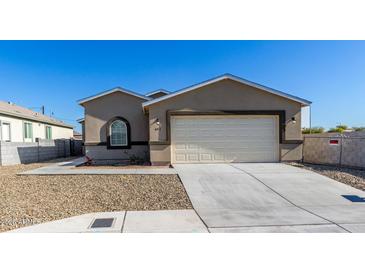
145 89 170 97
142 73 312 108
78 87 151 105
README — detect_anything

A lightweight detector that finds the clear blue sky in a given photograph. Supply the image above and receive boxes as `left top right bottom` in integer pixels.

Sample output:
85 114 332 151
0 41 364 132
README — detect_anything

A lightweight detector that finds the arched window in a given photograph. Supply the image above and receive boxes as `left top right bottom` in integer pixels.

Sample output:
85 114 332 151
110 120 128 146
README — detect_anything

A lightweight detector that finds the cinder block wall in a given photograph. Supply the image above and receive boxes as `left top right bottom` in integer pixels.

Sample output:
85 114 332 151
0 139 72 166
303 136 365 169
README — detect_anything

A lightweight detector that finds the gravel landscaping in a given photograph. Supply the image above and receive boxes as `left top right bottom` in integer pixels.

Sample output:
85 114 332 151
0 161 192 232
289 162 365 191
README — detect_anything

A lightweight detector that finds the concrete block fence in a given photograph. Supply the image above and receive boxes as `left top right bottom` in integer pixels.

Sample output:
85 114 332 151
0 139 83 166
303 136 365 169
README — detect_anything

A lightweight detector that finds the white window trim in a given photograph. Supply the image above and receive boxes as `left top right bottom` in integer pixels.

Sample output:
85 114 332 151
45 125 52 140
110 120 128 146
23 121 33 142
0 120 11 142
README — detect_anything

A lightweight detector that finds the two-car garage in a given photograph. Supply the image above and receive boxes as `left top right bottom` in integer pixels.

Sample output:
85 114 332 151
171 115 279 163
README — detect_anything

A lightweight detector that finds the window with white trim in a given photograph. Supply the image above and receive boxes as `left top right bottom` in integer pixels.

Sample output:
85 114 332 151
45 125 52 140
24 122 33 140
110 120 127 146
1 121 11 142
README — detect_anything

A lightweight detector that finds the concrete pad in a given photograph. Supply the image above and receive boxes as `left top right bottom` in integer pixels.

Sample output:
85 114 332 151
179 172 291 210
303 205 365 224
197 207 329 227
231 163 312 174
340 223 365 233
10 211 126 233
123 210 208 233
20 167 177 175
174 164 242 174
252 172 365 206
209 224 347 233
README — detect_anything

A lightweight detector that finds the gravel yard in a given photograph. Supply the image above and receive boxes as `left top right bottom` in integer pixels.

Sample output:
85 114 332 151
0 161 192 232
289 162 365 191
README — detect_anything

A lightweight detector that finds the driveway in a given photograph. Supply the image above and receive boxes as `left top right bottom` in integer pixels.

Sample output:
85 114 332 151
174 163 365 232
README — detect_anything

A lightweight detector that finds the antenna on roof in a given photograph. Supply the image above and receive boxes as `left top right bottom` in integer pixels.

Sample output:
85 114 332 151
29 105 45 114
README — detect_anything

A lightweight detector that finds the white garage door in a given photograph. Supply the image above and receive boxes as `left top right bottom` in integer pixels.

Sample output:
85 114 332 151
171 115 279 163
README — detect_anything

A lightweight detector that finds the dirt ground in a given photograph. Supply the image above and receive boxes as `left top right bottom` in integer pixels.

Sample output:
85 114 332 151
0 160 192 232
289 162 365 191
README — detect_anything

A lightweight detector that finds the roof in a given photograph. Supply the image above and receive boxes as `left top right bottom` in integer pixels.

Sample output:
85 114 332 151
0 101 73 128
142 73 312 109
78 87 151 105
77 118 84 123
145 89 170 97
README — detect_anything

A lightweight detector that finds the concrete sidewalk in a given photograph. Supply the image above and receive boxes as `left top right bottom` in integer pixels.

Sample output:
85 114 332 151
9 210 208 233
19 157 177 175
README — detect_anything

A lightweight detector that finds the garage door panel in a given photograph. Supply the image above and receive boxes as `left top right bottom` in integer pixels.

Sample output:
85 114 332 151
171 116 279 163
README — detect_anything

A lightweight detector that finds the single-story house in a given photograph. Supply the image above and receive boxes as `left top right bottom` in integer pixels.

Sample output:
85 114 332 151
0 100 73 142
78 73 311 165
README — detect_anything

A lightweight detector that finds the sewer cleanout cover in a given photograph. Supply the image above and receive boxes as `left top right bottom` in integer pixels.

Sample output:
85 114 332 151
90 218 115 228
342 195 365 203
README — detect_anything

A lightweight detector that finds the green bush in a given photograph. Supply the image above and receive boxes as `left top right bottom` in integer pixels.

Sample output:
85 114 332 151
327 124 348 133
327 127 344 133
302 127 324 134
353 126 365 132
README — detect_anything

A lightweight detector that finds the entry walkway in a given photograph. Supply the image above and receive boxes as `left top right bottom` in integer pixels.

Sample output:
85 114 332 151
19 157 177 175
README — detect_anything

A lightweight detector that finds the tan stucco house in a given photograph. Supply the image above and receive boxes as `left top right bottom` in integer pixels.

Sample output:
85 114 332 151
78 74 311 165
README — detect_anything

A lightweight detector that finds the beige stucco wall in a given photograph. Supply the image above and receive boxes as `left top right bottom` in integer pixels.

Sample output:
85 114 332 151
82 92 149 144
147 79 303 164
0 114 73 142
81 91 149 161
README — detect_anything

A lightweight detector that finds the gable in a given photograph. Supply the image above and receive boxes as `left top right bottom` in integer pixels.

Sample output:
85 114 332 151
142 74 311 109
78 87 150 105
147 79 303 111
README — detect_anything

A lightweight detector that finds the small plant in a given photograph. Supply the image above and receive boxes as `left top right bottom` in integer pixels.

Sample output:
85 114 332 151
302 127 324 134
129 154 145 165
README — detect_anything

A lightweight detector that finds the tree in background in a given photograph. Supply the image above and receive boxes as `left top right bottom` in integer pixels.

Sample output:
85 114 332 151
327 124 348 133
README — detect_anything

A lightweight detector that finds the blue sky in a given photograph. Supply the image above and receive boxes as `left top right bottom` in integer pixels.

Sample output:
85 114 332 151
0 41 364 132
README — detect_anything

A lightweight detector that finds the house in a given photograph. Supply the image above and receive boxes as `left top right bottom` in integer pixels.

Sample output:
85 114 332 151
73 130 83 140
78 73 311 165
0 100 73 142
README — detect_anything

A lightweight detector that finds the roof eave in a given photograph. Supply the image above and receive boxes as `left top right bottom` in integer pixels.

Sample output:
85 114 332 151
142 74 311 108
0 110 73 129
78 87 151 105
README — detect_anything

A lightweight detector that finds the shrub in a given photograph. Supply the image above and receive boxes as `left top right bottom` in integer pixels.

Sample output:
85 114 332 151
327 127 344 133
302 127 324 134
327 124 348 133
353 126 365 132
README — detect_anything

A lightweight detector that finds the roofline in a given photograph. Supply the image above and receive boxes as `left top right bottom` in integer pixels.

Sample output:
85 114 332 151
142 73 312 108
145 89 170 97
78 87 151 105
0 110 73 129
77 118 84 123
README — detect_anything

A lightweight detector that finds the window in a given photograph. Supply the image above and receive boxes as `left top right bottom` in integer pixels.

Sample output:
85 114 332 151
24 122 33 140
1 122 11 142
110 120 128 146
45 126 52 140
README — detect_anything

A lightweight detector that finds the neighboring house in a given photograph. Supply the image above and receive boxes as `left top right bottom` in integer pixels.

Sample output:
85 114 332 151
73 130 83 140
0 101 73 142
78 73 311 165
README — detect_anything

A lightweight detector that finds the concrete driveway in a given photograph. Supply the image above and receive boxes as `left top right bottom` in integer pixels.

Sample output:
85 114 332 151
174 163 365 232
